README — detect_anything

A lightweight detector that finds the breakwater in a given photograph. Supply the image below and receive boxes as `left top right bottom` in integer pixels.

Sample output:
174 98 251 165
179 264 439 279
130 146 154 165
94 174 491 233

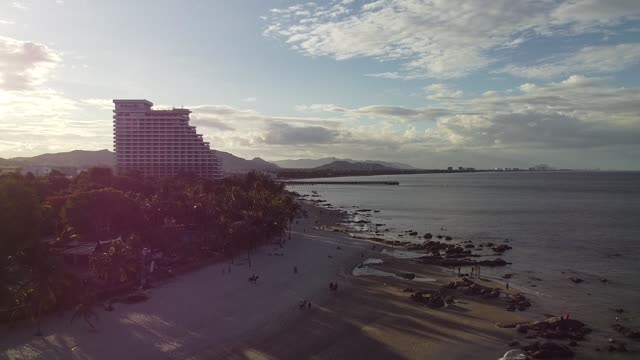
283 180 399 186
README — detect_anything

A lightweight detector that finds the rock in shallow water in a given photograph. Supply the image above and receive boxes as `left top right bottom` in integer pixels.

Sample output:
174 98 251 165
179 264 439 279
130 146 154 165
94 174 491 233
612 323 640 339
521 341 574 359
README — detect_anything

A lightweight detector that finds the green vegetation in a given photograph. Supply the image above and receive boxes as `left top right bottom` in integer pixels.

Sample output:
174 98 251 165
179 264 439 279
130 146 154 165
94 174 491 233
0 168 299 334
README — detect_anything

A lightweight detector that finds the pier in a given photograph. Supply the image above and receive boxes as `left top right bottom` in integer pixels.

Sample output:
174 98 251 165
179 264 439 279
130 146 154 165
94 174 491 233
282 180 399 186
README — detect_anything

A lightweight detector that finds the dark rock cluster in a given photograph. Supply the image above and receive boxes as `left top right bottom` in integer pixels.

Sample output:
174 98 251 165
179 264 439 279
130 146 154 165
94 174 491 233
492 244 512 253
507 293 531 312
399 272 416 280
409 290 446 308
443 277 502 298
515 317 592 341
521 341 574 359
612 323 640 339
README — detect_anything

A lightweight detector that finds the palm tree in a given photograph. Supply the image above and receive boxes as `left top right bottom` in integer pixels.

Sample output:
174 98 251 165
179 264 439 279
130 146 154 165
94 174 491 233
70 285 99 331
90 240 135 294
13 246 70 336
70 302 98 330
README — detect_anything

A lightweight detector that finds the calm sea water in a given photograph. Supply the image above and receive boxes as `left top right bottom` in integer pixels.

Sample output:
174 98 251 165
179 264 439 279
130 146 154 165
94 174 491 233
292 171 640 342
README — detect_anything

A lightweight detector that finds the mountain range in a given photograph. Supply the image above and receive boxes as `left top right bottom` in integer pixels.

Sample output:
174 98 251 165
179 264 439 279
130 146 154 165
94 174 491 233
0 150 417 172
312 160 397 171
0 150 278 172
272 157 417 170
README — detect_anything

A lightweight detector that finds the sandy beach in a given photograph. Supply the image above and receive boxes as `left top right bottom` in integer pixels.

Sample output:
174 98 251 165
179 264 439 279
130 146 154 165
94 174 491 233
1 202 560 360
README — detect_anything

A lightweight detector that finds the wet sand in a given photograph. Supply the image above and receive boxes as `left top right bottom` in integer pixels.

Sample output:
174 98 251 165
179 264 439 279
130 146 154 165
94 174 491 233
208 203 530 360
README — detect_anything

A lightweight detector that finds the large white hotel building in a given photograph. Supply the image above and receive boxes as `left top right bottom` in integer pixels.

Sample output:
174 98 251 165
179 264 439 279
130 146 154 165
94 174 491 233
113 99 222 179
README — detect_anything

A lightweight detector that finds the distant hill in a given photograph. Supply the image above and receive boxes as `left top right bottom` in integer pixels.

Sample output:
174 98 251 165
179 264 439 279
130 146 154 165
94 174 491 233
8 149 114 167
313 160 397 171
215 151 279 172
2 149 279 172
273 157 417 170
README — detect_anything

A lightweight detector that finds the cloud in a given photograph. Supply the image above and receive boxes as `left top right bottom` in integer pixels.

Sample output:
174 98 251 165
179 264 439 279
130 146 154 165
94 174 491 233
0 88 114 157
550 0 640 29
191 117 236 132
422 75 640 149
428 111 640 149
264 0 640 79
0 36 61 91
190 104 257 117
470 75 640 116
295 103 347 113
497 43 640 79
364 72 405 79
296 103 451 122
0 20 15 25
81 98 113 110
425 84 464 101
12 2 28 10
290 75 640 152
243 97 257 102
261 122 340 145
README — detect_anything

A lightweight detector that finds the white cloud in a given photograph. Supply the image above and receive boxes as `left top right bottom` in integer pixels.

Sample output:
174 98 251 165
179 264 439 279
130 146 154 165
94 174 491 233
423 75 640 149
295 103 347 112
291 75 640 151
497 43 640 79
0 88 114 157
264 0 640 79
364 72 405 79
550 0 640 29
81 98 113 110
425 84 464 101
261 122 340 145
0 20 15 25
243 97 257 102
0 36 61 91
12 1 28 10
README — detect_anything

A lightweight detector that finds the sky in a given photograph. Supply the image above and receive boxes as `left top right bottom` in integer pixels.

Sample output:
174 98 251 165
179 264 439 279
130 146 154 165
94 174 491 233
1 0 640 169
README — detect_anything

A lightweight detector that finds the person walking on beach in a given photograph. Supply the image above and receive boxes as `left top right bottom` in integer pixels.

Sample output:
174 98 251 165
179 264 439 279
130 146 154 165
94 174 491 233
506 282 509 290
293 265 298 274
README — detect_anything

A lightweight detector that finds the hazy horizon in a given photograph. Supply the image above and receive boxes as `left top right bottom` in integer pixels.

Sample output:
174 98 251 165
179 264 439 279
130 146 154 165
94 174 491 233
1 1 640 169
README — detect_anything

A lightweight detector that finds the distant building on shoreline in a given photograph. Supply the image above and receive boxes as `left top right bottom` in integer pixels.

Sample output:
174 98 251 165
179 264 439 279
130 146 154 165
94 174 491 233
113 99 222 179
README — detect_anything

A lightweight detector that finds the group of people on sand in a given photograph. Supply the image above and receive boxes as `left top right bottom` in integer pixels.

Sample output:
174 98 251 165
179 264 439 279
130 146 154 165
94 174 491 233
248 274 259 284
299 299 312 310
470 264 481 278
329 282 339 292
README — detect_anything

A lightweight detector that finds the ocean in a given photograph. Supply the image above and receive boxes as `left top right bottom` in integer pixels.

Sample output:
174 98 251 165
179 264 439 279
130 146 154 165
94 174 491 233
291 171 640 343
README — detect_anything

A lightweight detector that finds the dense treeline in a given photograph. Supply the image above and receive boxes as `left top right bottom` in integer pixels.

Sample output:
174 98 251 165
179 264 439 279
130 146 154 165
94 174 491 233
0 168 299 334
